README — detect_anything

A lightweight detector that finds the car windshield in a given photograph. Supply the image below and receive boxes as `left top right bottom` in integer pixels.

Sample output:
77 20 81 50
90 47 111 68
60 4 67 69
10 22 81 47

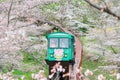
49 38 58 48
60 38 69 48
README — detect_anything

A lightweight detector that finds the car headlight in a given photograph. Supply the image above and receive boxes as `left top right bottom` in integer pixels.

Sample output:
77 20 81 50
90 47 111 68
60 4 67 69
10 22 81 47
50 54 53 57
64 54 67 57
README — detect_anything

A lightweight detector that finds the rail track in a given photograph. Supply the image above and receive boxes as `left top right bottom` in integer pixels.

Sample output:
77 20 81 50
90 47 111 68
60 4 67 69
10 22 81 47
47 24 83 80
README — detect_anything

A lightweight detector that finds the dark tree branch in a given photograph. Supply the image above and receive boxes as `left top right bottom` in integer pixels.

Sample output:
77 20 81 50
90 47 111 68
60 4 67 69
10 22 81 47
7 0 14 27
110 46 117 54
34 19 76 36
11 17 77 36
84 0 120 20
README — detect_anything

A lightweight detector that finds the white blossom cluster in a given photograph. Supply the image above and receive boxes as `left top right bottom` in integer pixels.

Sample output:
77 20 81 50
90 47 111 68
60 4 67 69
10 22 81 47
81 68 120 80
31 70 47 80
0 71 17 80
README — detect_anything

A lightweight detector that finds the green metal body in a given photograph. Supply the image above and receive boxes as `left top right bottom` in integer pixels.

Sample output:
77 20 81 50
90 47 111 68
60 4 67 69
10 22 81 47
46 32 75 62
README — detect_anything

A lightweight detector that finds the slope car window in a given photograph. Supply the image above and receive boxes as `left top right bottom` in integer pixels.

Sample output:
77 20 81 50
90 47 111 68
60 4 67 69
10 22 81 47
60 38 69 48
50 38 58 48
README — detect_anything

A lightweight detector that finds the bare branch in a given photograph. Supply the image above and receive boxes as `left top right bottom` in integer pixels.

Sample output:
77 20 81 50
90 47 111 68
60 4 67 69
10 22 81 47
84 0 120 20
33 19 77 36
110 46 117 54
11 17 77 36
7 0 13 27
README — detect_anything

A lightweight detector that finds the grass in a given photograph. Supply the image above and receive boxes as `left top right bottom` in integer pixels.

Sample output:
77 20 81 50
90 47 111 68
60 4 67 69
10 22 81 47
80 34 117 79
82 56 116 80
12 69 33 80
21 51 39 64
0 0 5 2
43 65 49 78
9 51 48 80
21 51 46 64
106 46 120 54
82 56 106 70
8 50 48 80
40 2 61 12
1 51 48 80
1 64 14 73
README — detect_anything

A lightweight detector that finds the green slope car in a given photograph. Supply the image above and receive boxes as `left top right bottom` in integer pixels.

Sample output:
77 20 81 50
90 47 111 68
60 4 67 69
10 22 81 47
45 32 75 63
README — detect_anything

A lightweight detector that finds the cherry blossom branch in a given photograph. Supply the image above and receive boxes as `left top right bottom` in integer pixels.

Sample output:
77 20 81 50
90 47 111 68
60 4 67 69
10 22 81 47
84 0 120 20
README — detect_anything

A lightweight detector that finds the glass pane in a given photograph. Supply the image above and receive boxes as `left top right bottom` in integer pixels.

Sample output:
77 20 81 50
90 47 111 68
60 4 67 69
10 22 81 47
60 38 69 48
50 38 58 48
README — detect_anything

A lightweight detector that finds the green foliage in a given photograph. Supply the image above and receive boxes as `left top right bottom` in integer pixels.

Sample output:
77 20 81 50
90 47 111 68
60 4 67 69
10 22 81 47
2 67 9 73
82 56 116 79
0 0 5 2
72 0 85 6
53 28 61 32
40 2 60 12
21 51 38 64
74 23 88 33
43 65 49 77
21 51 46 65
78 27 88 33
28 36 38 41
82 57 106 70
112 47 120 53
88 38 97 43
89 25 95 28
12 69 25 75
106 46 120 53
80 35 87 45
1 64 13 73
12 69 32 80
11 51 48 79
82 16 89 24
